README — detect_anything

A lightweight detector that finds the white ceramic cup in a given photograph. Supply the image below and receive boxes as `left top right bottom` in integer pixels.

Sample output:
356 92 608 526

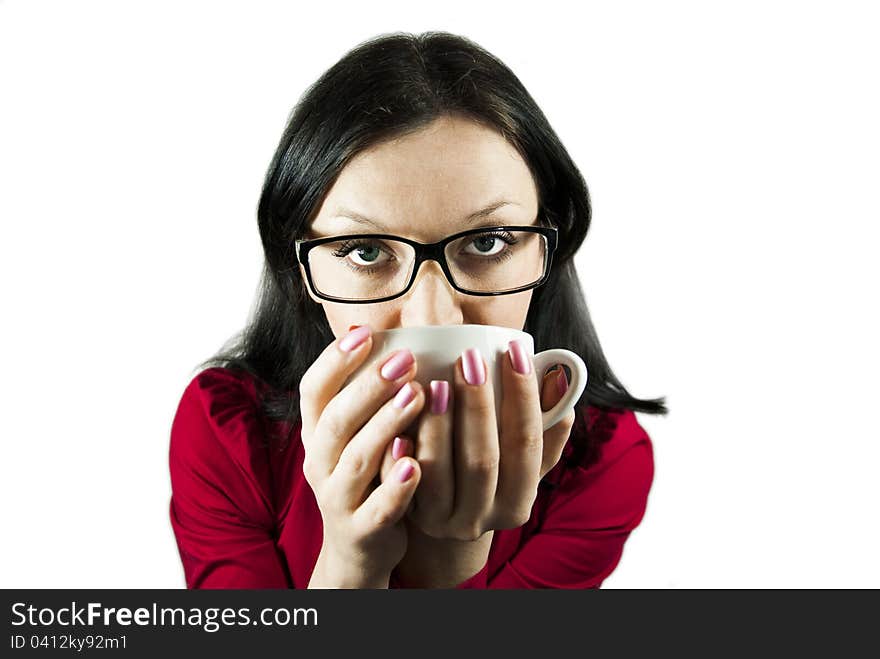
348 324 587 430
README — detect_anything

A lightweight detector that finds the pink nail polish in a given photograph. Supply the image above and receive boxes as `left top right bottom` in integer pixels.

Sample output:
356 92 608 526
392 436 410 461
393 382 416 409
380 349 415 380
397 461 414 483
338 325 370 352
556 368 569 396
430 380 449 414
462 348 486 386
508 340 531 375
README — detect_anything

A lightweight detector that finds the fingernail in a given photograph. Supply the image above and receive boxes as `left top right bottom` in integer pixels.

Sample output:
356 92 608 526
381 349 415 380
338 325 370 352
392 436 412 461
397 460 415 483
430 380 449 414
393 382 416 409
462 348 486 386
508 340 531 375
557 367 569 396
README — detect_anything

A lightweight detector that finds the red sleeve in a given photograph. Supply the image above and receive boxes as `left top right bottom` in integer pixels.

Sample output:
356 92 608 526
486 410 654 589
168 369 291 589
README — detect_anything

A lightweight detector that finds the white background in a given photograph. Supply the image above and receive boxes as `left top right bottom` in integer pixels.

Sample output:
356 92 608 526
2 0 878 588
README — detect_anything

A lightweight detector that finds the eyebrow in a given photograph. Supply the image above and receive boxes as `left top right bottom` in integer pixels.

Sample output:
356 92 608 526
331 200 521 232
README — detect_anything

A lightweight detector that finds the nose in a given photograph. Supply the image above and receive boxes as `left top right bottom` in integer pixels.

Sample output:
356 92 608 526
399 260 464 327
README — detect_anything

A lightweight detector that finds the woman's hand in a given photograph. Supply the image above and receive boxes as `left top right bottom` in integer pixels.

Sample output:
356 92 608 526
298 325 426 587
380 341 576 542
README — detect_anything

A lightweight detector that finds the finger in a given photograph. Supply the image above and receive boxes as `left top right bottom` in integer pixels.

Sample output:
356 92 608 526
539 366 575 478
379 435 414 484
330 381 426 510
410 379 454 532
450 348 498 537
494 339 543 528
299 325 374 441
382 436 417 518
541 406 575 479
540 365 568 412
309 347 418 479
355 458 421 532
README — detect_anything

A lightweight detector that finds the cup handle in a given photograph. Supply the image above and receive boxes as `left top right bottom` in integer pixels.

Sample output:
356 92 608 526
532 349 588 431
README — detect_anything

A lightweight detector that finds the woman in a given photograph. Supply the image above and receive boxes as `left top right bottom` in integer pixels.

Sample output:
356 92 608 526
169 31 667 589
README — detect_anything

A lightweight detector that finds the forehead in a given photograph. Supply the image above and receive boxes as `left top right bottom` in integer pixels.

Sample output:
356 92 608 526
309 115 539 240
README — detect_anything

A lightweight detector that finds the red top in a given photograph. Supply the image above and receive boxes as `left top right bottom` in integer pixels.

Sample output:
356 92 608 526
169 367 654 589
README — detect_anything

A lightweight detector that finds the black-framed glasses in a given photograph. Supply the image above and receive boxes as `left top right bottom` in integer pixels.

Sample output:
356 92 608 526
295 225 558 304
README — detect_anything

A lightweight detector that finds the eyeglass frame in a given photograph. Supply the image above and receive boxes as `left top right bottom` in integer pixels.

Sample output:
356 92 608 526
294 224 559 304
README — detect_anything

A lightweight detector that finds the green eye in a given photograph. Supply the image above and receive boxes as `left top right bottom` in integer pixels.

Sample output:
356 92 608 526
354 246 381 263
473 236 497 253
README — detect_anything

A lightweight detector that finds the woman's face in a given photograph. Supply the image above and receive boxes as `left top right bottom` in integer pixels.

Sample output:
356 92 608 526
305 114 541 338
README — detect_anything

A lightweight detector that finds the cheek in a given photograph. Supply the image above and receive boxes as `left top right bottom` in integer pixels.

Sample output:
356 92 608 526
322 291 534 337
322 302 398 339
321 304 362 339
463 290 533 329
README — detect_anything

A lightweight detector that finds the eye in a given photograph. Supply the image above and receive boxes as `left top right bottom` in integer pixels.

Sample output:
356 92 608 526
349 244 384 265
462 232 515 257
332 240 394 267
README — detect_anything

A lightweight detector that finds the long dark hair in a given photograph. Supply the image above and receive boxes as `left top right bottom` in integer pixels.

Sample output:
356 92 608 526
198 31 667 468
